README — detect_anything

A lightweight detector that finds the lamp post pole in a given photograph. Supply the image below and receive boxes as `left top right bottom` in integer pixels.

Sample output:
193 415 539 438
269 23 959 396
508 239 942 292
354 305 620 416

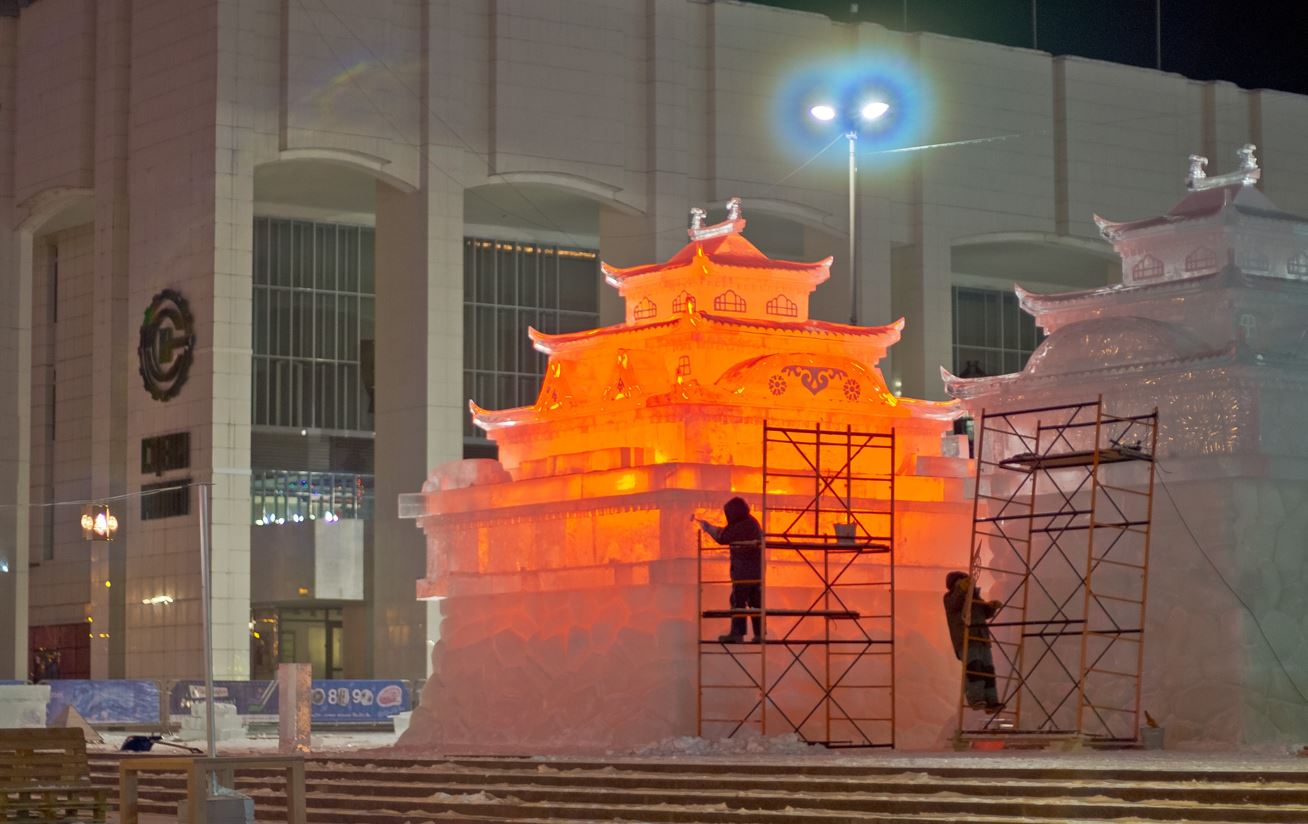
847 130 858 326
809 101 886 327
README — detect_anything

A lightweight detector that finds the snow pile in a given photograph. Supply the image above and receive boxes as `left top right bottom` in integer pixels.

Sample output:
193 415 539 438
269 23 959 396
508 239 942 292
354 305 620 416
626 732 816 757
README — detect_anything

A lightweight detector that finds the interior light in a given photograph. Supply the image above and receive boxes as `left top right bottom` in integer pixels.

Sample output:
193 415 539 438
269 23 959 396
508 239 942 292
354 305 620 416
860 101 890 121
142 595 175 606
809 104 836 122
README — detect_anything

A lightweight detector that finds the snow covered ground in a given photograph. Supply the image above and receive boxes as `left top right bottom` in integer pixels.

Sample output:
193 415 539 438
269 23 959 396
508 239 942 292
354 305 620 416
92 728 1308 772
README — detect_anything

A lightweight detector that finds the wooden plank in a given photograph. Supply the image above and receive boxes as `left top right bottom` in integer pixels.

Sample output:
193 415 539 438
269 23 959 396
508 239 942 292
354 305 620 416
0 727 106 822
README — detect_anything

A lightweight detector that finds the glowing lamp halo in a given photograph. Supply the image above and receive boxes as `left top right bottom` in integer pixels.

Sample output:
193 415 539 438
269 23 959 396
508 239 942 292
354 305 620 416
777 54 930 165
808 103 837 122
861 100 890 121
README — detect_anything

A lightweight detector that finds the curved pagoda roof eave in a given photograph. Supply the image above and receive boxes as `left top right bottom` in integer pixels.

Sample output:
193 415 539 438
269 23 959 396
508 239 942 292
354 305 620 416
528 313 907 355
1013 273 1229 314
942 343 1240 401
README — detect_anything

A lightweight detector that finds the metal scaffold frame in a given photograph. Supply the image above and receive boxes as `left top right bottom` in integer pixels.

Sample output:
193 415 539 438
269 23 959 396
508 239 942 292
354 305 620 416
957 397 1159 746
697 422 896 748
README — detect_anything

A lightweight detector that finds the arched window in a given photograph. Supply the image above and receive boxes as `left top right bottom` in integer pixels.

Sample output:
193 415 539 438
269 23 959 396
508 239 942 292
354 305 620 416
1132 255 1163 281
766 293 798 318
1287 253 1308 277
1184 246 1216 273
676 355 691 376
672 290 696 314
633 297 657 320
713 289 746 312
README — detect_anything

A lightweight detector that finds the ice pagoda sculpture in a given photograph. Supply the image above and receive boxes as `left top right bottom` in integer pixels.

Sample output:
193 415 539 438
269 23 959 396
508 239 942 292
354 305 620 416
944 145 1308 747
399 200 975 753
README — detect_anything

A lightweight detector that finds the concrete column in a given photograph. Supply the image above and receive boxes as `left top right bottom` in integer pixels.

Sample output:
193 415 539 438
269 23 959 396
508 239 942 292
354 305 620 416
89 0 132 681
598 0 692 326
372 164 464 680
0 17 29 681
890 230 952 400
122 0 251 680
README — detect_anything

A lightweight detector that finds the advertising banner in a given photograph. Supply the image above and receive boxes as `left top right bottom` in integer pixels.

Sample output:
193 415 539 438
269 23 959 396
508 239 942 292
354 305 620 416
168 679 408 722
46 680 160 725
309 680 409 722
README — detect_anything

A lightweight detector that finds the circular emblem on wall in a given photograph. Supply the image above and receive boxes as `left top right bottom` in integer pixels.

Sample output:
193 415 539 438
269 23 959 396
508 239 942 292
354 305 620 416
138 289 196 402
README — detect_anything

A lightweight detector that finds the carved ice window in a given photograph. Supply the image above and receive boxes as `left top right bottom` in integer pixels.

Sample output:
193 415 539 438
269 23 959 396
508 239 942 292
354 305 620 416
1184 246 1216 273
1132 255 1164 281
713 289 746 313
672 290 696 313
1288 253 1308 277
1239 249 1269 272
766 293 798 318
633 297 657 320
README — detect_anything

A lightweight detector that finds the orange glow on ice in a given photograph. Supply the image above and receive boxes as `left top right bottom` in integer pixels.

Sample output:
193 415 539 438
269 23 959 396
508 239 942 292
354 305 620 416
402 205 974 753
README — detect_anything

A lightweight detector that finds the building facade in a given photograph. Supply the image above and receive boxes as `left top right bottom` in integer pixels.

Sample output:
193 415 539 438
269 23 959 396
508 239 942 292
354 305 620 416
3 0 1308 682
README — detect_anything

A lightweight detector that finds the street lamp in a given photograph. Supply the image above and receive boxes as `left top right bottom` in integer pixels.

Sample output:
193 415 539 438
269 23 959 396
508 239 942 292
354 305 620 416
809 100 890 325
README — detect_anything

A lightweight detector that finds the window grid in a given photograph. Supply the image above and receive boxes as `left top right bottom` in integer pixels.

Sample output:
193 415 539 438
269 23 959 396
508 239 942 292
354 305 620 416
252 217 375 433
1184 246 1216 273
1132 255 1163 280
1240 250 1269 272
951 286 1045 378
463 238 600 445
1288 253 1308 276
251 470 374 524
672 291 696 313
713 289 746 312
766 293 798 317
633 297 657 320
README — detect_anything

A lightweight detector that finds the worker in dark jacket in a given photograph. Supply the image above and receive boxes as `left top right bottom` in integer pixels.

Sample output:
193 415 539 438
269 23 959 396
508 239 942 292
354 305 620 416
943 571 1004 711
696 497 764 644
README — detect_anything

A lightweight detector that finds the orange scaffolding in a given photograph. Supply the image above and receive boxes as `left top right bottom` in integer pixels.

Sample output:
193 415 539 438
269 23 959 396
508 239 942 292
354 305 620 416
956 397 1158 746
697 422 896 748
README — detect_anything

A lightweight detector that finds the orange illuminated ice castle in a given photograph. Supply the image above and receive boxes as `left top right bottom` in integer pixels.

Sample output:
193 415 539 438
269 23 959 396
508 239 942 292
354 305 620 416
399 200 974 752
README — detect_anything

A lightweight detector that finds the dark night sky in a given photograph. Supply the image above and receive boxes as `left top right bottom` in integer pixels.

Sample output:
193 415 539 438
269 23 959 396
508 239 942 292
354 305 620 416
751 1 1308 97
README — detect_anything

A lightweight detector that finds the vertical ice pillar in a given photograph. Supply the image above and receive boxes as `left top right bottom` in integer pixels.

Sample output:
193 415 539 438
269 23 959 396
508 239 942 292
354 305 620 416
278 663 312 754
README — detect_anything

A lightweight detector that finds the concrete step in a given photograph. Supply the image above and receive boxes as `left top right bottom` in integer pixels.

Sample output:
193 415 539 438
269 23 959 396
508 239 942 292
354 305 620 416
87 752 1308 824
95 775 1308 824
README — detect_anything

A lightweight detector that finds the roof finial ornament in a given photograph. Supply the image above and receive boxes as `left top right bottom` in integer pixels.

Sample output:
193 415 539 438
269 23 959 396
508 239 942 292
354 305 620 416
689 207 706 232
1237 143 1258 178
726 196 742 222
1186 154 1208 190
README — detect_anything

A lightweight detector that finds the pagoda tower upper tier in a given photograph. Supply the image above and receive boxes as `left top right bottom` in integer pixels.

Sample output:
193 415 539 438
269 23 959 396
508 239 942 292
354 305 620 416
470 198 956 475
602 197 832 325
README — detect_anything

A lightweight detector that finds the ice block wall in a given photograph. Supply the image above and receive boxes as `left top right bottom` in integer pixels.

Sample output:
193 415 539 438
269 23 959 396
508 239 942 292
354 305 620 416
398 455 974 753
946 146 1308 747
398 203 977 752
